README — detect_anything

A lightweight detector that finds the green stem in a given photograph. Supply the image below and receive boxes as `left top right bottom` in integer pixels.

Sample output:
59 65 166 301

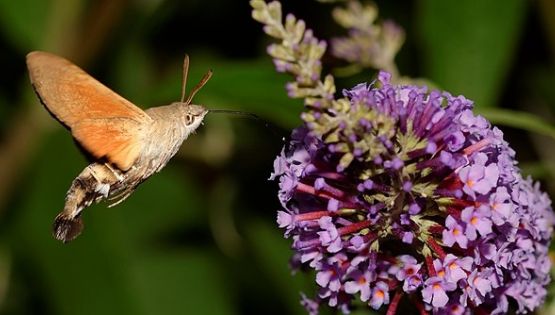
476 108 555 141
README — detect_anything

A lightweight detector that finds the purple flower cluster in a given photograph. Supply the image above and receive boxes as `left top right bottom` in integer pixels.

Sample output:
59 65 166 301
271 72 554 314
331 20 404 73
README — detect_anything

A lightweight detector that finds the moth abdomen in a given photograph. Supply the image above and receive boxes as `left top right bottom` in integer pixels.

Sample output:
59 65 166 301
53 163 121 243
53 213 84 243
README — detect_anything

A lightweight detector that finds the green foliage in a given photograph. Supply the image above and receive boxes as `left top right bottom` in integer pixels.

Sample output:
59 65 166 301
418 0 527 108
476 108 555 141
0 0 554 314
0 0 50 50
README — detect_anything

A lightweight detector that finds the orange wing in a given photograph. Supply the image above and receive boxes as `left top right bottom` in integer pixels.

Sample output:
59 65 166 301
26 51 153 171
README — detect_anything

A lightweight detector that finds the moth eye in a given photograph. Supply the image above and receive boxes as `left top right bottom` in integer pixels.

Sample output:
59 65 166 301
185 114 193 125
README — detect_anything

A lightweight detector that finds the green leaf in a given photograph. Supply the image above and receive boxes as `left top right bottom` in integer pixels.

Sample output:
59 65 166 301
112 42 155 107
0 0 84 51
246 220 311 315
132 251 234 315
418 0 527 108
476 108 555 141
0 0 50 50
527 66 555 112
519 162 553 180
114 163 205 246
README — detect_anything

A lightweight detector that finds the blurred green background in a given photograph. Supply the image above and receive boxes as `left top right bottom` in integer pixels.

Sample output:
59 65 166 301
1 0 555 314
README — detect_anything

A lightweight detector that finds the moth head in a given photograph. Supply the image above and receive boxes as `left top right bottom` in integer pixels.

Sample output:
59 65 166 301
182 104 208 129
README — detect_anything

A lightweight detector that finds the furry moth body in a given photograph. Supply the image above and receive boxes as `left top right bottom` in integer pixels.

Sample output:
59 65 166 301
26 51 212 243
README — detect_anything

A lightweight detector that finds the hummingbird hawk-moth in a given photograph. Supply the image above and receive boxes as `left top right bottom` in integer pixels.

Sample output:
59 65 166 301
26 51 213 243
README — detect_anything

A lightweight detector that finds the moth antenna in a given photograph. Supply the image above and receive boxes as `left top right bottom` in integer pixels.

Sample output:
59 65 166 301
185 69 213 105
181 54 190 103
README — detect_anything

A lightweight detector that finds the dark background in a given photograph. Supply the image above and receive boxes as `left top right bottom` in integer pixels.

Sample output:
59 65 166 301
0 0 554 314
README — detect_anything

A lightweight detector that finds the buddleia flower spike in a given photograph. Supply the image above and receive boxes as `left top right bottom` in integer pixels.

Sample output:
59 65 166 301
252 1 554 314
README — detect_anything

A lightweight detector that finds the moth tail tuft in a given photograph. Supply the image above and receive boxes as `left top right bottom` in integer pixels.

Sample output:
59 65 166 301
53 213 84 243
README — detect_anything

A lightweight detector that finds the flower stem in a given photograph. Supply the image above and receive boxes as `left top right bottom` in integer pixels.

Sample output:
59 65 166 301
386 291 403 315
337 220 372 236
426 237 446 260
296 182 344 199
424 254 436 277
462 138 491 156
294 211 334 222
414 298 429 315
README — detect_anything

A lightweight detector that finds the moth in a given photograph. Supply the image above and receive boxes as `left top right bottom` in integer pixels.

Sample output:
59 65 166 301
27 51 213 243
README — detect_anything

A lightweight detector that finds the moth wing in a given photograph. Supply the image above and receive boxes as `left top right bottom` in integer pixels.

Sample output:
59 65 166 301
72 118 144 170
26 51 153 170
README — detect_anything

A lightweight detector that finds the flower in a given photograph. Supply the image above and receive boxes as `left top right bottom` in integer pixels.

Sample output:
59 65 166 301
389 255 423 293
330 1 404 75
422 276 457 308
442 215 469 249
437 254 473 283
369 281 390 309
344 269 374 301
300 293 319 315
272 72 554 314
